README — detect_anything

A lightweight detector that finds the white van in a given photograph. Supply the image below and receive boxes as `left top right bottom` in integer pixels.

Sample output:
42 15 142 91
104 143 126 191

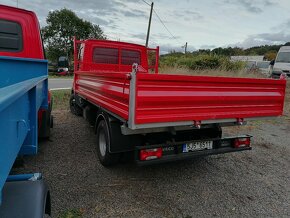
271 46 290 78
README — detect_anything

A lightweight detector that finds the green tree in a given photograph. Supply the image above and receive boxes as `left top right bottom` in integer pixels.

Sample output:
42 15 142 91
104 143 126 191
264 50 277 61
212 47 245 56
41 8 106 63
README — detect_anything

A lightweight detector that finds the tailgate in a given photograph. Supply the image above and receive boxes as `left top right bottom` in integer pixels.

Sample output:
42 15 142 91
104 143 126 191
128 72 286 129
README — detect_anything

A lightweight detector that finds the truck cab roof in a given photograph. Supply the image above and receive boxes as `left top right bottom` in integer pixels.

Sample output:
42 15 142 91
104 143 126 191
81 39 149 50
278 46 290 52
0 5 44 59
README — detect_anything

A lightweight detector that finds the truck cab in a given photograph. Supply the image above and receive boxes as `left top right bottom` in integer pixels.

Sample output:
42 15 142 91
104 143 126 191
75 39 159 73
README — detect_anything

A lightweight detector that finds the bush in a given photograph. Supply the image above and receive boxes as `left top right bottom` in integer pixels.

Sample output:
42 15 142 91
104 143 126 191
160 54 245 71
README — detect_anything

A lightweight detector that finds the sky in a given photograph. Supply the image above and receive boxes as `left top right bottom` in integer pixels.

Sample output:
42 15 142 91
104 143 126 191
1 0 290 53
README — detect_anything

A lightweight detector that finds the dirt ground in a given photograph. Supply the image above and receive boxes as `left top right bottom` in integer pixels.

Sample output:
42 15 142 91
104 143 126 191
14 108 290 218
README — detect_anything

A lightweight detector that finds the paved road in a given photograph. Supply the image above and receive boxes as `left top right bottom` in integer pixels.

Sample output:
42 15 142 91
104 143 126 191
48 78 73 90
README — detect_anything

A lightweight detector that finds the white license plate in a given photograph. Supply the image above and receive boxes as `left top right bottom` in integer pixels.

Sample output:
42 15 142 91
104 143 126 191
182 141 213 152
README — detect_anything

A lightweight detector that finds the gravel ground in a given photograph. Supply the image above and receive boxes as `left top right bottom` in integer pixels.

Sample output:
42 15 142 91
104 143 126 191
16 110 290 218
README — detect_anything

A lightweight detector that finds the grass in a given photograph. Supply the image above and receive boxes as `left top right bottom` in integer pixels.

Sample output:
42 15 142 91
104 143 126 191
49 75 74 79
159 54 245 71
51 89 71 110
59 209 83 218
159 66 267 78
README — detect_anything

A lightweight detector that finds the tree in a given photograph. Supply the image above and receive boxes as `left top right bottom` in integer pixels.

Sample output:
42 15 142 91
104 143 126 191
264 50 277 61
41 8 106 63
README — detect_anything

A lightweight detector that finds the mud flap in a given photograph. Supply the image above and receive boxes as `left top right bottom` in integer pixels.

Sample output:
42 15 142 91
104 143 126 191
0 179 51 218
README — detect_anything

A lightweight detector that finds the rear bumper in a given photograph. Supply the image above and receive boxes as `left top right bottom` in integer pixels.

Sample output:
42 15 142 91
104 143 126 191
135 135 252 166
136 146 251 166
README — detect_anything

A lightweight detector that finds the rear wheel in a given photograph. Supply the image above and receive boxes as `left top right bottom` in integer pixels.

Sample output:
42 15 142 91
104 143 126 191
96 120 120 166
69 94 83 116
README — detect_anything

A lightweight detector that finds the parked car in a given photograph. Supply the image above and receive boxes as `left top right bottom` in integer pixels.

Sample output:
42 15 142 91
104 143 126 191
56 56 70 76
256 61 270 75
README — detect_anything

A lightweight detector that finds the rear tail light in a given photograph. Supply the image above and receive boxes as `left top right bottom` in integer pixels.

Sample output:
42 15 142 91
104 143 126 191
280 73 287 80
140 148 162 161
234 137 251 148
37 109 45 130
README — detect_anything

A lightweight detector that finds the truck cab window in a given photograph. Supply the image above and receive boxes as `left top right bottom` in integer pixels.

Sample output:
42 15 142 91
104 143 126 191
0 19 23 52
93 47 118 64
78 44 84 61
121 49 140 65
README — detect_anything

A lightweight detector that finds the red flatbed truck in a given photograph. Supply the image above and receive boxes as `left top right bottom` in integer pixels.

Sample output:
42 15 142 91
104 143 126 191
71 38 286 166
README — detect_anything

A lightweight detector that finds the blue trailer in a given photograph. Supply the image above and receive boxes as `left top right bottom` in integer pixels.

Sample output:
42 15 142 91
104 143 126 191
0 5 52 217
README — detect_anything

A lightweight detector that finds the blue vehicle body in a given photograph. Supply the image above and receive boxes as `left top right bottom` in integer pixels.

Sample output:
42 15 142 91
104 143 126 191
0 56 49 205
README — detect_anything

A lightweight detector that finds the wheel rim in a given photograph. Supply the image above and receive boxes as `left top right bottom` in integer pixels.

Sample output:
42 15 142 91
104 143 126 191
99 130 107 157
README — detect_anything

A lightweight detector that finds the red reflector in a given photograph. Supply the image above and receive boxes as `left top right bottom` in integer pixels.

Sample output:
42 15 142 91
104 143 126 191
280 73 287 80
140 148 162 161
234 138 251 148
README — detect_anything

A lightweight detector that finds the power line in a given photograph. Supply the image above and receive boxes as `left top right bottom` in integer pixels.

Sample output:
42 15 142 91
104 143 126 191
141 0 151 6
140 0 178 40
152 9 177 40
140 0 186 51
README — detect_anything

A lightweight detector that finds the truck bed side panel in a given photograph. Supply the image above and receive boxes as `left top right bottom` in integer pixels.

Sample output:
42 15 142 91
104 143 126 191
0 56 48 202
75 71 130 120
134 73 286 124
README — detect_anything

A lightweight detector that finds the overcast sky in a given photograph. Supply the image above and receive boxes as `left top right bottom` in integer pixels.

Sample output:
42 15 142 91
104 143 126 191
1 0 290 53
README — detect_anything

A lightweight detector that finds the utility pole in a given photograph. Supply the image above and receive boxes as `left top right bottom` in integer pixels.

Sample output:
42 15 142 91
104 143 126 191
146 2 154 47
184 42 187 54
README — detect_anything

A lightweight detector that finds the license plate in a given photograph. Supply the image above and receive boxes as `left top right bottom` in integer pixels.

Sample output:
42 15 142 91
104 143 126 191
182 141 213 152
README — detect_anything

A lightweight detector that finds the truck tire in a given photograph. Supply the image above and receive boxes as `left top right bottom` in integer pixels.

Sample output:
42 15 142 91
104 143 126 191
69 95 83 116
96 120 120 166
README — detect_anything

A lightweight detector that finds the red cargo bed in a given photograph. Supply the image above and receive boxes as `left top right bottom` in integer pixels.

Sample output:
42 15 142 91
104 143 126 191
74 69 286 130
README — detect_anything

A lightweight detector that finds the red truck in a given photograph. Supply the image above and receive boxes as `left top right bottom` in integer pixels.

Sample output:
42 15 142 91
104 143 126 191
71 38 286 166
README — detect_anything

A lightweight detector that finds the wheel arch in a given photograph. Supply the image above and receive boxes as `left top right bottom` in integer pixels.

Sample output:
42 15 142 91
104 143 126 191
95 112 107 134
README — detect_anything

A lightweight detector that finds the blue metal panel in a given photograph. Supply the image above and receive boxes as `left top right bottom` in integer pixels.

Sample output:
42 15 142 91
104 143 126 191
0 56 48 87
6 173 42 182
0 56 48 203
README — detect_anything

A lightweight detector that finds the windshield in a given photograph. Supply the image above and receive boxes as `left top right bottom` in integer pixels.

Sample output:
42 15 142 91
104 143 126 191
276 52 290 63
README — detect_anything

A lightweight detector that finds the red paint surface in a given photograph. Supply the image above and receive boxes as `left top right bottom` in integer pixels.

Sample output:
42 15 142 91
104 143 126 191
0 5 44 59
75 71 130 120
134 73 286 124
